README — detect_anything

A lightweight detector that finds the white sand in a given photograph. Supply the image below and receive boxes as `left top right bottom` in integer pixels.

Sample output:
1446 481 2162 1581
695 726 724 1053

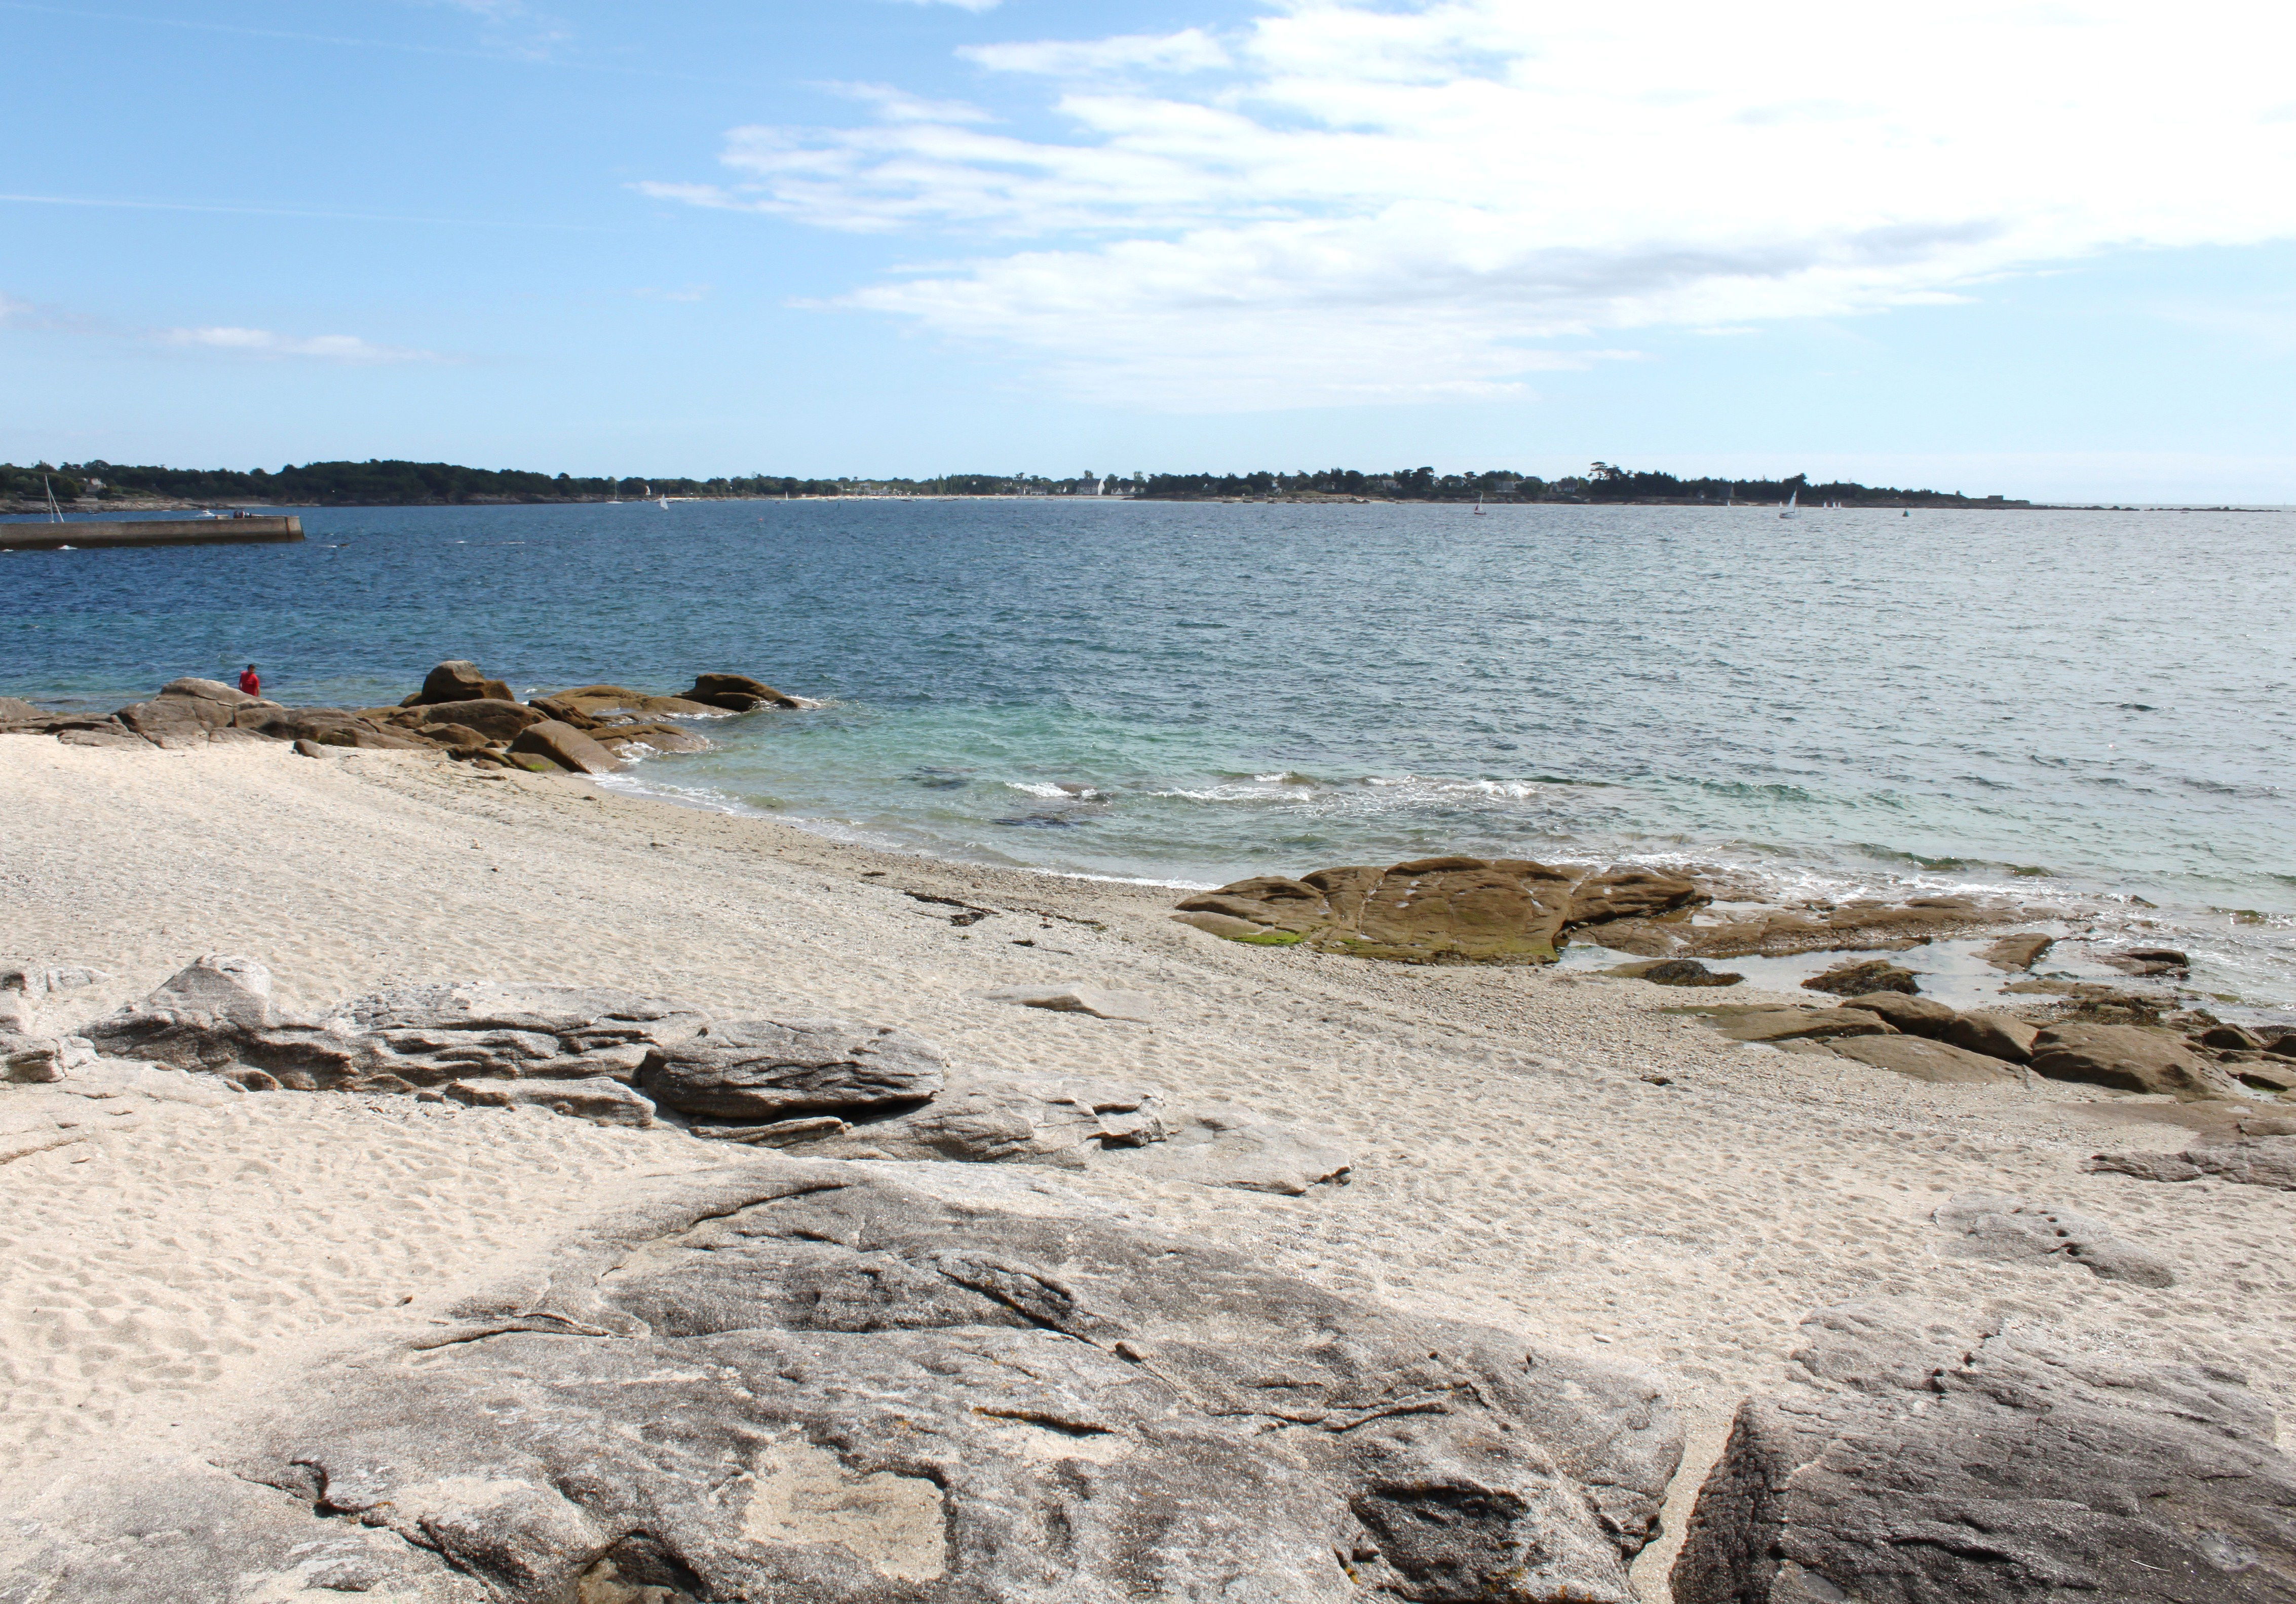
5 738 2292 1597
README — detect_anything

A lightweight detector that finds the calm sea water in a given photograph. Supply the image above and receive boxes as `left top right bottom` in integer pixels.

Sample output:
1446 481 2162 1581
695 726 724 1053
5 499 2290 1010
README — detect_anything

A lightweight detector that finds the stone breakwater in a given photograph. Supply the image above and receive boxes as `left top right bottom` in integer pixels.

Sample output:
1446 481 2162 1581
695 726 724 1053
0 658 807 775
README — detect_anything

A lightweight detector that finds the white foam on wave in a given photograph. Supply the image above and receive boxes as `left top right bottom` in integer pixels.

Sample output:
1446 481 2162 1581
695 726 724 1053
1005 781 1104 800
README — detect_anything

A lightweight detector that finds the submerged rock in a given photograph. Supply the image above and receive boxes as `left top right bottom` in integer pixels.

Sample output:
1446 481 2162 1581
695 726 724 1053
8 1162 1683 1604
1670 1300 2295 1602
1980 931 2055 971
684 671 804 712
1802 958 1918 996
1601 958 1744 987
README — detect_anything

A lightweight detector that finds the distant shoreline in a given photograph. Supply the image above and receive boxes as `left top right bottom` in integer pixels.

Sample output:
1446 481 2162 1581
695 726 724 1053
5 494 2286 518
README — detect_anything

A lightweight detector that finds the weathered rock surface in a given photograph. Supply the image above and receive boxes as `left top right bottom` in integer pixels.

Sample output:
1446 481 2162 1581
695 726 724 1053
1980 931 2055 971
115 695 237 748
1934 1193 2175 1285
2030 1022 2243 1101
1802 958 1918 996
1602 894 2020 961
684 671 804 711
1828 1035 2022 1085
1708 1007 1896 1044
228 704 435 750
1671 1300 2296 1603
84 964 705 1112
6 1163 1682 1604
0 694 42 722
1601 958 1743 987
538 683 720 718
639 1018 947 1121
2103 945 2193 977
444 1075 657 1127
407 659 514 705
508 718 626 774
2086 1136 2296 1192
1174 858 1706 965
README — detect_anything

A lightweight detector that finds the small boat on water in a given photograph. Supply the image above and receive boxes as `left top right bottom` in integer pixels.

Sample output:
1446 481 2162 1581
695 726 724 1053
1779 490 1800 520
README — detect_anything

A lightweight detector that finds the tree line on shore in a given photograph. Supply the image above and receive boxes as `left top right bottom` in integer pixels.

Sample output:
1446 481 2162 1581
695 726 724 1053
1 457 2023 508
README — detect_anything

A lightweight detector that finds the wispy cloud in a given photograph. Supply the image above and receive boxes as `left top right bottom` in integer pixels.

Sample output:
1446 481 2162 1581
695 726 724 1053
160 327 443 363
646 0 2296 410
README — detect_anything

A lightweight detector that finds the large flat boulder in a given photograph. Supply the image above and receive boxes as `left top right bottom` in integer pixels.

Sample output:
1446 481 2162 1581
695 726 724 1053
1174 858 1705 965
1711 1007 1896 1044
1671 1300 2296 1603
113 696 236 748
1828 1034 2021 1085
157 676 269 708
2029 1022 2243 1100
6 1162 1683 1603
0 695 42 723
1834 991 1957 1035
229 705 434 750
541 683 722 718
1943 1008 2042 1063
1980 931 2055 971
1605 895 2021 960
640 1018 947 1121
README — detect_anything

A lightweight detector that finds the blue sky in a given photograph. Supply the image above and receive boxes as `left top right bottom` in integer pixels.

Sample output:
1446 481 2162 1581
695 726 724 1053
3 0 2292 500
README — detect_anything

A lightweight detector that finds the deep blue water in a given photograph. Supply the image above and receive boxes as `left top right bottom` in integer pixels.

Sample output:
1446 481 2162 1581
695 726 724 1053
5 498 2291 1007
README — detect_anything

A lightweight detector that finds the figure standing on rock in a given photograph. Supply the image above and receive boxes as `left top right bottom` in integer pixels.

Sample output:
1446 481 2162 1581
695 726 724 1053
238 664 260 698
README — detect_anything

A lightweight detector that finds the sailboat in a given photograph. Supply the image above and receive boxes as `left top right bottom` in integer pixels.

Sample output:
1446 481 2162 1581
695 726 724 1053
1778 490 1800 520
41 474 65 523
1472 494 1485 516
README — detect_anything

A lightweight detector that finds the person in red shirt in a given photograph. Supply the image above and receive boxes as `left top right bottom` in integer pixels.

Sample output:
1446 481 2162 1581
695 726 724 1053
238 664 260 698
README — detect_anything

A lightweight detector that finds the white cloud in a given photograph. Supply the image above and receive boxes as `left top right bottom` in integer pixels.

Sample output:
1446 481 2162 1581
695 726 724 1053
161 327 442 363
649 0 2296 408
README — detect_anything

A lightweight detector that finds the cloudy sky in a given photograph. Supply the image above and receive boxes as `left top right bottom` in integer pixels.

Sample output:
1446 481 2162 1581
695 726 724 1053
4 0 2292 498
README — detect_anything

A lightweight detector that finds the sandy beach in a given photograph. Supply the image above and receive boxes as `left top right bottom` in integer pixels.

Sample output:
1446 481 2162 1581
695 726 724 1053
4 737 2292 1599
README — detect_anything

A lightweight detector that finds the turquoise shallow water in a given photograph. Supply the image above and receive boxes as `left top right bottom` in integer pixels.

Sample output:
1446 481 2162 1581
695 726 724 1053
4 498 2291 1009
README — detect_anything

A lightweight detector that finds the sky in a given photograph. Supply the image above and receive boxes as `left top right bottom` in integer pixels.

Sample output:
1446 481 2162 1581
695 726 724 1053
2 0 2293 500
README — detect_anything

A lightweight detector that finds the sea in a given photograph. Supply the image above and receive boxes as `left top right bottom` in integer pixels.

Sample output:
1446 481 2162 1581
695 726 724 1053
5 498 2290 1020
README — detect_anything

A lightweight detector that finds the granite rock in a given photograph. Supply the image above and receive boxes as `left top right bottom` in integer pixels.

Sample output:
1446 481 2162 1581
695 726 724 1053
1671 1300 2296 1603
2030 1022 2243 1101
5 1162 1683 1604
1828 1035 2022 1085
2086 1136 2296 1192
639 1018 947 1122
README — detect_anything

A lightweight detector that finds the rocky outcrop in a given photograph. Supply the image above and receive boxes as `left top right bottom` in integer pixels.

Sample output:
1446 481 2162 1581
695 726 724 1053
1671 1300 2296 1603
84 962 706 1109
638 1019 947 1122
2086 1135 2296 1192
1934 1193 2174 1285
7 1162 1684 1604
1174 858 1707 965
2029 1022 2243 1100
7 659 801 768
507 718 625 775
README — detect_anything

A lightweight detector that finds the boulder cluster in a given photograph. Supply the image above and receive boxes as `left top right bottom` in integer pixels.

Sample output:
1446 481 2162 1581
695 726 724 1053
0 659 808 775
